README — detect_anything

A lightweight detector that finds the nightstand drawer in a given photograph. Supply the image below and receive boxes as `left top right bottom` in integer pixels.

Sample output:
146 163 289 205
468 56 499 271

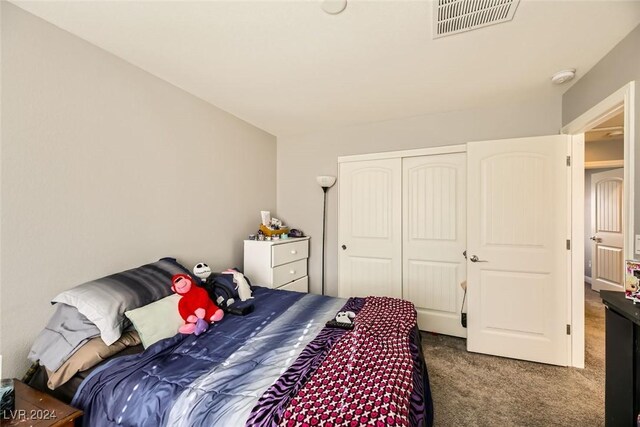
279 276 308 293
272 259 307 287
271 240 308 267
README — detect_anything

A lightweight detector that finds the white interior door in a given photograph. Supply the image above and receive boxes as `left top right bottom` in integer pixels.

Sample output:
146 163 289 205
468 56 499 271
467 135 570 366
338 158 402 298
590 168 624 292
403 153 467 337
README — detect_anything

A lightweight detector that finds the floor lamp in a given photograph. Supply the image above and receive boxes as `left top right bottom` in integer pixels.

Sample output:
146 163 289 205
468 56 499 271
316 175 336 295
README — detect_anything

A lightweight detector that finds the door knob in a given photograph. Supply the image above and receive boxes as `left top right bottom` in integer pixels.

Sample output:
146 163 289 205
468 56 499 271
341 245 347 250
470 255 488 263
590 236 601 242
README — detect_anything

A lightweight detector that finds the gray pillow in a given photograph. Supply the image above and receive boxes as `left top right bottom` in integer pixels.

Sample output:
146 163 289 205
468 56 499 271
28 303 100 371
51 257 191 345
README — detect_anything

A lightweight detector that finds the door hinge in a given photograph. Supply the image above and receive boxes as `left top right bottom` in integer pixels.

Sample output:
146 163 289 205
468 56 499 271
566 324 571 335
566 156 571 166
566 239 571 250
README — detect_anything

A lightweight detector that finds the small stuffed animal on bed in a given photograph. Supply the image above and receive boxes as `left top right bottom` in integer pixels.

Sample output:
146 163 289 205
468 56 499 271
193 262 212 283
222 269 253 301
335 311 356 324
171 273 224 335
326 311 356 330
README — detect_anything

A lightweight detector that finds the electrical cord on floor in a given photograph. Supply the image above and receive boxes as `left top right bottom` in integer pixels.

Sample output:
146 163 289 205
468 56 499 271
461 286 468 328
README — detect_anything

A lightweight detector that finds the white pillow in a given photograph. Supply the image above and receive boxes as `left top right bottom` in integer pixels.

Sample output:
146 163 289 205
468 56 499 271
125 294 184 348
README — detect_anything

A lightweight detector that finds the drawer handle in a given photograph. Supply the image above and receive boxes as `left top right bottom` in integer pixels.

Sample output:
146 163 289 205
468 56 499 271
289 270 296 274
290 250 297 254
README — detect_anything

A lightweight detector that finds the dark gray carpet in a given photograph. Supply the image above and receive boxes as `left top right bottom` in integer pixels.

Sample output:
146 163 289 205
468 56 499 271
422 284 605 426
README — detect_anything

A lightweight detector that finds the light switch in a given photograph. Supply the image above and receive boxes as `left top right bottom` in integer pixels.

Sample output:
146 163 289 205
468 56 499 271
636 235 640 255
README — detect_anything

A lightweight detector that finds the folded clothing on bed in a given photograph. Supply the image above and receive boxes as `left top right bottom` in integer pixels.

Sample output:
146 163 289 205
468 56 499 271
28 303 101 372
203 270 255 315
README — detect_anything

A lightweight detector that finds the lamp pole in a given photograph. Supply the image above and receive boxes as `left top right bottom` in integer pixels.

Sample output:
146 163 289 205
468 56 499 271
321 185 329 295
316 175 336 296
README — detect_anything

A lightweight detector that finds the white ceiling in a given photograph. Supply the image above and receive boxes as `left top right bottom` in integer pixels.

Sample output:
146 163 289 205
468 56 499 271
12 0 640 136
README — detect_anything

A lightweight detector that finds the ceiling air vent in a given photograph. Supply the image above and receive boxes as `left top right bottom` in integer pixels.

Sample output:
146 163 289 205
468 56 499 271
434 0 520 39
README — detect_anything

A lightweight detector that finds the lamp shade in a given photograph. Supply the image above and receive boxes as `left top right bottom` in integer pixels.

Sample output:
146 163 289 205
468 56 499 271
316 175 336 188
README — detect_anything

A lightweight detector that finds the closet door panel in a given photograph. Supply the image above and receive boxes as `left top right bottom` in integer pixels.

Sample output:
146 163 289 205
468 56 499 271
403 153 467 337
338 159 402 298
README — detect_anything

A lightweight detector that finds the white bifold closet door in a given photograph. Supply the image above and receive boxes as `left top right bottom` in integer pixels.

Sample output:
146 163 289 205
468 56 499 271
338 158 402 298
338 135 572 366
403 153 467 337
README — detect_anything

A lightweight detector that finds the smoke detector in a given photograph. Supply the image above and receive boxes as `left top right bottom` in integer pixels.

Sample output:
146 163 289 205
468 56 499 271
551 69 576 85
322 0 347 15
434 0 520 39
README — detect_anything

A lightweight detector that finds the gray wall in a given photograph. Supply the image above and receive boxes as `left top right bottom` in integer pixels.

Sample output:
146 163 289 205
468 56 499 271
277 97 562 296
563 24 640 244
0 3 276 377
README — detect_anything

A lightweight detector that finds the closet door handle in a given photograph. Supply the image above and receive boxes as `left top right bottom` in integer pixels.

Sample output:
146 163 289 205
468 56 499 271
470 255 488 263
341 245 347 250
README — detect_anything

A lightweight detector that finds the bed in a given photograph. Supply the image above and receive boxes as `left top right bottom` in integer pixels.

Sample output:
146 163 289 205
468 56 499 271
31 286 432 426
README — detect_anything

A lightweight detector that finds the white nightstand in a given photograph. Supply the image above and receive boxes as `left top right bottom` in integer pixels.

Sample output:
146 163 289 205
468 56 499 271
243 236 310 293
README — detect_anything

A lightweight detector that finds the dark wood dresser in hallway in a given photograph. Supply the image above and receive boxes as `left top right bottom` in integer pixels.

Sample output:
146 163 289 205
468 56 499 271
601 291 640 426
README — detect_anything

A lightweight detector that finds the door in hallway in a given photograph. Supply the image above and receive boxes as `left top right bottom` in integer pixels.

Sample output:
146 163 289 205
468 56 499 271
591 168 624 292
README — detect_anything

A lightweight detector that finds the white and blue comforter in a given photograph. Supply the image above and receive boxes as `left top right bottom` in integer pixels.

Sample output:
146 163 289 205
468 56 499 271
73 288 347 426
73 287 433 426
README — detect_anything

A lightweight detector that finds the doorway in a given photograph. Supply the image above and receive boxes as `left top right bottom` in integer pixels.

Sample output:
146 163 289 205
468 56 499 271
565 111 626 423
572 110 625 393
584 111 625 292
564 81 636 368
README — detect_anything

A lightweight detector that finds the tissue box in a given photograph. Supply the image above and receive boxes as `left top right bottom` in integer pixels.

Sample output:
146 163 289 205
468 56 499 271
0 379 14 418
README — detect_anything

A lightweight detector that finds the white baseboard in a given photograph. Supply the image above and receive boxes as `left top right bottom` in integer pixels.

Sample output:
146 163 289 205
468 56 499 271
584 276 592 284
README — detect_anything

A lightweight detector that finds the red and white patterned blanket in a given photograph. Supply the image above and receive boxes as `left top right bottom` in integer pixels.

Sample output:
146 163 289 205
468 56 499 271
278 297 417 427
